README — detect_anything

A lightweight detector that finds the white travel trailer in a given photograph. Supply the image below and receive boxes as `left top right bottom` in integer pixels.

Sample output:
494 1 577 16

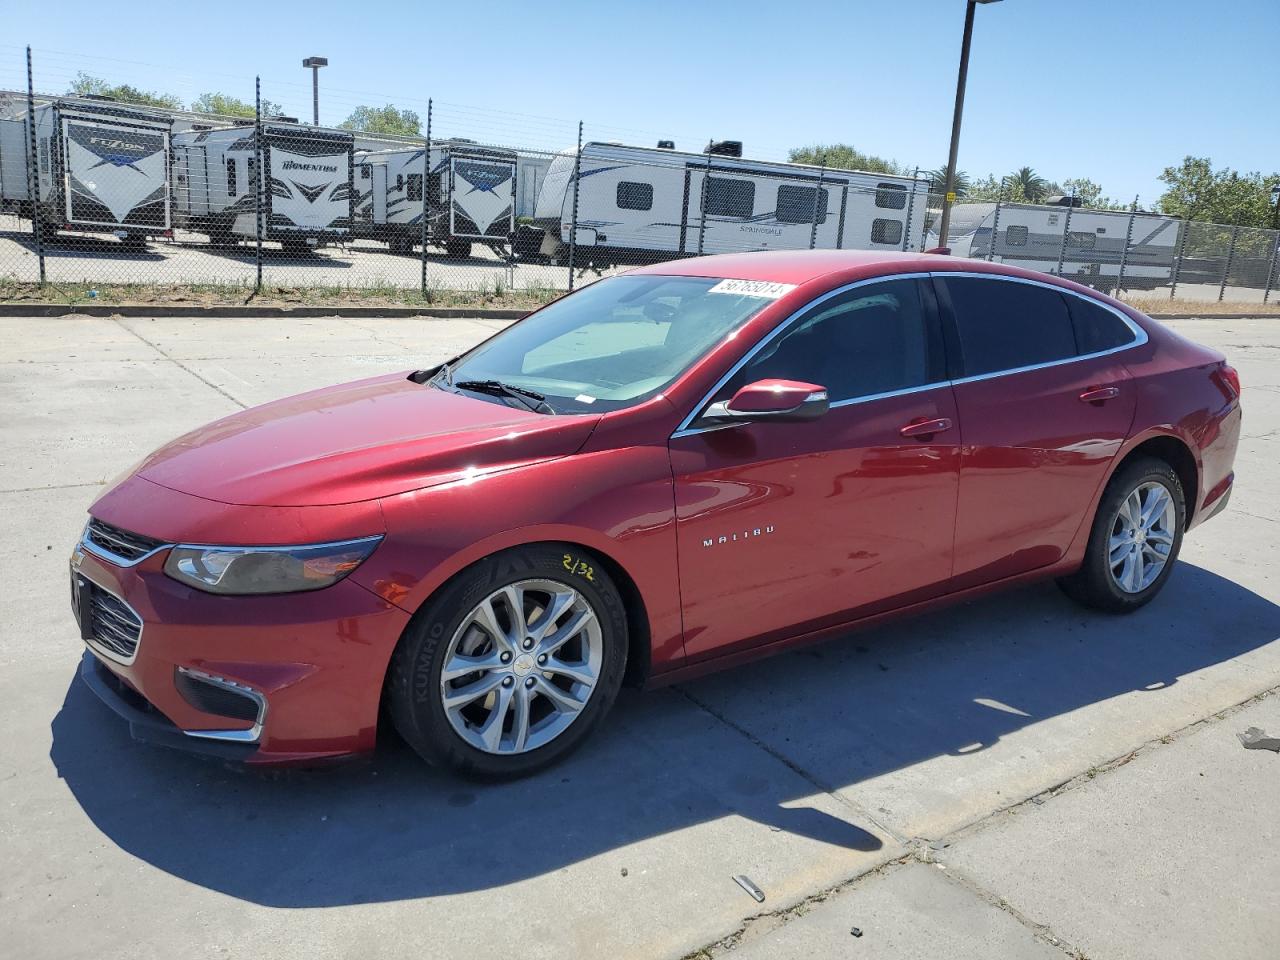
940 199 1181 290
172 124 354 249
525 141 929 264
352 139 517 257
0 99 171 242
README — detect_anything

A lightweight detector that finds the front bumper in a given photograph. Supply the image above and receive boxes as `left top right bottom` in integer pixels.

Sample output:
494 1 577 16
72 538 412 765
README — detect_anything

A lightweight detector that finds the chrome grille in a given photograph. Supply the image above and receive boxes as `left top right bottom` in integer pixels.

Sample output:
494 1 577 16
85 518 165 564
72 575 143 662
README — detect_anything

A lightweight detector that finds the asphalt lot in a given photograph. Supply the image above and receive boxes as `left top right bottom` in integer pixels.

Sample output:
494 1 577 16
0 312 1277 959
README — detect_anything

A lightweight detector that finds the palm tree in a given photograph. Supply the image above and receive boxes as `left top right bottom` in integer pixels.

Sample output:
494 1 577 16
1011 166 1049 203
924 167 971 198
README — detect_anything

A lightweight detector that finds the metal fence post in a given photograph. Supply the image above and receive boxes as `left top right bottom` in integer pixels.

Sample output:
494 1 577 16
24 46 45 285
808 164 826 250
420 98 431 297
253 77 263 293
1054 190 1075 277
696 140 713 256
1263 228 1279 306
1115 197 1137 297
1219 224 1239 302
902 167 918 252
567 121 582 291
987 201 1002 261
1170 219 1189 300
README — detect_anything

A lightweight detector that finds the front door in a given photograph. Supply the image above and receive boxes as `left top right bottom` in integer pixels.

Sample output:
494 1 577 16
669 277 961 662
372 165 388 223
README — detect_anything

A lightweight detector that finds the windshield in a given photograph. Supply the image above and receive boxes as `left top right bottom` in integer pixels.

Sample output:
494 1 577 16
438 275 776 413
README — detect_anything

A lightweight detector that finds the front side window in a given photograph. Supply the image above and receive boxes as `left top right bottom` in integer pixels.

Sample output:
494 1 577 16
776 184 828 225
442 275 775 413
703 177 755 218
871 218 903 245
616 181 653 211
1005 225 1028 246
710 279 937 407
941 276 1076 377
1067 231 1097 249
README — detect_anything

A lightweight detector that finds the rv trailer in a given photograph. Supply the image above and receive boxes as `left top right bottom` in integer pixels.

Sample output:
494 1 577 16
939 199 1181 291
172 124 354 250
353 139 517 257
0 99 172 243
523 141 929 265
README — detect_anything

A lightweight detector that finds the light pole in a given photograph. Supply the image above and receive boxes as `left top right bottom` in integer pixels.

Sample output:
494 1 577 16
936 0 1001 250
302 56 328 126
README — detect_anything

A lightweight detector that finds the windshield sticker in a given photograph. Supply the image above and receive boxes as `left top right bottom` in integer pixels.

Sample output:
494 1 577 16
574 394 597 404
707 279 797 299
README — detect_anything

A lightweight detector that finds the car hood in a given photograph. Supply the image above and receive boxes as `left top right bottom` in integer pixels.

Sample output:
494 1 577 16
133 372 601 506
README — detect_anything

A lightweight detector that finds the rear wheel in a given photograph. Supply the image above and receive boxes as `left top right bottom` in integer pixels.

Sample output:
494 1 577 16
1058 457 1185 613
387 544 628 778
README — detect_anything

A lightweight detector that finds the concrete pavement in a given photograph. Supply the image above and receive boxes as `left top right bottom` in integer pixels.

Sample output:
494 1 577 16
0 312 1277 960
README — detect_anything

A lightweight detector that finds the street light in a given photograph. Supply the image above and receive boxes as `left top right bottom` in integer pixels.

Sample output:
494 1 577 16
936 0 1002 251
302 56 328 126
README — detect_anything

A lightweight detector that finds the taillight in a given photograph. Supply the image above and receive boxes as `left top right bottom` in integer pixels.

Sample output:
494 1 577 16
1217 363 1241 400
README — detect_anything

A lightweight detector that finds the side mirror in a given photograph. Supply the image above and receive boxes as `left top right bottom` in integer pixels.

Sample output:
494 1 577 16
703 379 829 423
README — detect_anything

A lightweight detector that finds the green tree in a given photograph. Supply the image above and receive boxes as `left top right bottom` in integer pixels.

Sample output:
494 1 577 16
789 144 905 176
1061 177 1120 209
924 166 972 198
191 92 284 119
1010 166 1049 203
339 104 421 136
1157 156 1280 227
67 72 182 110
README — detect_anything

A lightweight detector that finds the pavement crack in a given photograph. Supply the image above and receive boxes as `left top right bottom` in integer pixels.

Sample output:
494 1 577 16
672 685 911 846
111 318 248 409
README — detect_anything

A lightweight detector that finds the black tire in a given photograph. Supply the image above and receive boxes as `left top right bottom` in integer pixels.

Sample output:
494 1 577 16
386 543 628 779
1058 456 1185 613
445 237 472 260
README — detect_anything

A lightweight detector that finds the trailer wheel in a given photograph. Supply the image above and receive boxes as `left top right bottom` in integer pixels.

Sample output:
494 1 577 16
389 237 415 256
446 238 472 260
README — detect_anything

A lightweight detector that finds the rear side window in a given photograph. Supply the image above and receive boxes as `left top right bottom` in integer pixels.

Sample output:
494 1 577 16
942 277 1076 377
776 184 828 224
617 181 653 210
1067 295 1136 354
704 177 755 218
875 183 907 209
716 279 937 404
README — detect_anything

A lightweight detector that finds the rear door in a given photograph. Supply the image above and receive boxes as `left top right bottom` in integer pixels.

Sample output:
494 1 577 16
936 274 1139 589
670 276 960 661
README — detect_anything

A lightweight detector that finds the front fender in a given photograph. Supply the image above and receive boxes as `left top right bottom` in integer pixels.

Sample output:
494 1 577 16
351 444 686 672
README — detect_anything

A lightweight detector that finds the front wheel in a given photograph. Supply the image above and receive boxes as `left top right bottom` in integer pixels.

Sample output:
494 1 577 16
1058 457 1185 613
386 544 628 778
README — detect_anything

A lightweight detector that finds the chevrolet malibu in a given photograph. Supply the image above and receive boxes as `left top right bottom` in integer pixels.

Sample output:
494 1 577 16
72 251 1241 778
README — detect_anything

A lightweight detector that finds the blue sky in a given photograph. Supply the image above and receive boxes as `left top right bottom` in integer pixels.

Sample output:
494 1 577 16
3 0 1276 204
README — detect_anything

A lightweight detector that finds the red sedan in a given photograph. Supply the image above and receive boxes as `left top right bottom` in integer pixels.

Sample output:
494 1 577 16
72 251 1241 777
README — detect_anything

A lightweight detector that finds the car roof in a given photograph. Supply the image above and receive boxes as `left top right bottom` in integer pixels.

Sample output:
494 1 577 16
627 250 944 285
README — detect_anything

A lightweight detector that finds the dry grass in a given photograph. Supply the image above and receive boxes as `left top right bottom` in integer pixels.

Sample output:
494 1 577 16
1119 294 1279 317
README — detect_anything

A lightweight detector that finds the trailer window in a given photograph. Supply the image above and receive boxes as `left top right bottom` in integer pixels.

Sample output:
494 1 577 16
226 159 237 197
875 183 907 209
1067 231 1097 249
40 138 50 174
407 174 423 201
616 181 653 211
871 218 903 245
776 184 828 225
1005 225 1028 246
703 177 755 218
361 165 372 179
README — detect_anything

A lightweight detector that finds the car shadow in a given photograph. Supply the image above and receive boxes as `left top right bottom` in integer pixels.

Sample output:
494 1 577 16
49 561 1280 907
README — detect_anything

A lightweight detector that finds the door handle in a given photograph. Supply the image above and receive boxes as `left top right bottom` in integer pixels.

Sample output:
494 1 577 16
1079 386 1120 404
899 417 953 439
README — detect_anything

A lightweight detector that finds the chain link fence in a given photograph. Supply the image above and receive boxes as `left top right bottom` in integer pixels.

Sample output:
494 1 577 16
1 46 1276 309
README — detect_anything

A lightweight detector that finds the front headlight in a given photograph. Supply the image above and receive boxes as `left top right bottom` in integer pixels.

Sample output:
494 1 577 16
163 536 383 595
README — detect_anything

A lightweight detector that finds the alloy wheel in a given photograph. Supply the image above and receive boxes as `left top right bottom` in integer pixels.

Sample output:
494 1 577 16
1107 481 1176 594
440 578 603 755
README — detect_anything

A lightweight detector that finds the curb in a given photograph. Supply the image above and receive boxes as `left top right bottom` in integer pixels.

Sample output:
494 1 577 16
0 303 533 320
